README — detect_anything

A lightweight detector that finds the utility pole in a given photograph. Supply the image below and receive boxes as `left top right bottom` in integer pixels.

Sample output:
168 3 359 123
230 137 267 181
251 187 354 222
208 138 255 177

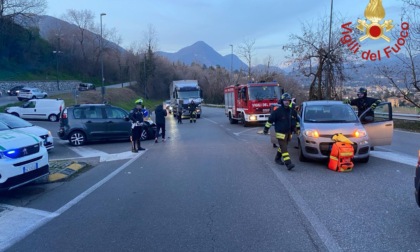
100 13 106 103
326 0 334 99
230 44 233 84
53 34 62 91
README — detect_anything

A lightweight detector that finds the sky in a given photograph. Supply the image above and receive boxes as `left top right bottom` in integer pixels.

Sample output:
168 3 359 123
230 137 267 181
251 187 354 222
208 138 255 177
46 0 405 66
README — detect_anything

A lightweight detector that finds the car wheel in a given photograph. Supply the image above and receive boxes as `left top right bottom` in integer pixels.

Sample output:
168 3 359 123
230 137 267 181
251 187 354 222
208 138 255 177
229 113 238 124
11 112 20 117
298 141 309 162
32 96 36 99
18 97 23 101
69 131 86 146
48 114 58 122
43 94 47 98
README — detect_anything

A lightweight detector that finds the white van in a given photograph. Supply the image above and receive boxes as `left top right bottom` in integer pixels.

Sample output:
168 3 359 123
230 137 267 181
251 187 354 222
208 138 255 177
5 99 65 122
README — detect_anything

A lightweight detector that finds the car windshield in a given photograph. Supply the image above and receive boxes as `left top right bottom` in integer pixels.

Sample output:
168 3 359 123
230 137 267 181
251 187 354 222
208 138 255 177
304 104 358 123
0 114 33 128
248 86 281 100
0 121 10 131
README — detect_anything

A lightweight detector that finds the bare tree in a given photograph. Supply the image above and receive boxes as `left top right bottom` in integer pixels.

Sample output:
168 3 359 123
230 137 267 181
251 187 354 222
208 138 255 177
377 2 420 108
62 9 95 64
237 38 256 81
0 0 46 20
283 16 349 100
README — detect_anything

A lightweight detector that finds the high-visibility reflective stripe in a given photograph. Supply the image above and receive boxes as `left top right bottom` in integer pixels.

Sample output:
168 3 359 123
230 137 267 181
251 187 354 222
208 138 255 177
277 148 282 153
282 153 290 161
276 133 286 139
329 156 338 161
265 122 272 128
340 152 353 157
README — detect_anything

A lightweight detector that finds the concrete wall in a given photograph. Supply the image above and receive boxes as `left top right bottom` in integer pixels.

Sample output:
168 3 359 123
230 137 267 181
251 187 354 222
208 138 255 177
0 80 81 93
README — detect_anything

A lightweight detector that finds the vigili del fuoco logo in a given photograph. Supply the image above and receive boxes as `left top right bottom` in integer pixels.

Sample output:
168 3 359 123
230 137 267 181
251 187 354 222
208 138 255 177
340 0 409 61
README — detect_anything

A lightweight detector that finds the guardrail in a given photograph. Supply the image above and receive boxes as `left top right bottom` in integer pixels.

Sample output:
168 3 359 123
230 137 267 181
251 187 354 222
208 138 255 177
393 113 420 121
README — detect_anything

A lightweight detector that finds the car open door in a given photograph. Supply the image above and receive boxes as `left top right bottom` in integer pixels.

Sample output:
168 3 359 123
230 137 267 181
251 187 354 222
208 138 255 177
359 102 393 146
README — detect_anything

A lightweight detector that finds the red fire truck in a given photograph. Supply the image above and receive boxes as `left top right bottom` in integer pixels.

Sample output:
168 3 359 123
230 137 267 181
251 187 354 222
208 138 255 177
224 82 283 126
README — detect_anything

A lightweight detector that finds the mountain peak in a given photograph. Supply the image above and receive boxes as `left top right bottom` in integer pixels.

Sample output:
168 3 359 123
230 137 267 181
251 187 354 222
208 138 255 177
157 41 246 70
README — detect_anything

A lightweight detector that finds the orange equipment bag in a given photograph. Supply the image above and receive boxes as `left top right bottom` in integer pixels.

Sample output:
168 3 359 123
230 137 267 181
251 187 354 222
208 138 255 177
328 142 354 172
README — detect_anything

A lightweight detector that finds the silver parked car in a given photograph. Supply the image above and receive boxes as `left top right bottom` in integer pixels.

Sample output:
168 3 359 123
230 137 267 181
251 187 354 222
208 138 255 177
17 87 48 101
270 100 393 163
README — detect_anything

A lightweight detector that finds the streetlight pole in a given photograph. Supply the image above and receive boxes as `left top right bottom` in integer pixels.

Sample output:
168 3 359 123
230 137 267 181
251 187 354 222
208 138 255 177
53 35 62 91
100 13 106 103
327 0 333 99
230 44 233 84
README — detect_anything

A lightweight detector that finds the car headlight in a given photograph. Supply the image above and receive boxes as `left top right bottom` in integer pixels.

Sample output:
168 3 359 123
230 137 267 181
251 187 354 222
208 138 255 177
249 115 257 121
353 129 367 138
304 129 320 138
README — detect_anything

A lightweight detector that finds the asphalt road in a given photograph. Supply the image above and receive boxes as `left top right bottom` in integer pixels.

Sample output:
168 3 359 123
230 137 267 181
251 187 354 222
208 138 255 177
1 107 420 251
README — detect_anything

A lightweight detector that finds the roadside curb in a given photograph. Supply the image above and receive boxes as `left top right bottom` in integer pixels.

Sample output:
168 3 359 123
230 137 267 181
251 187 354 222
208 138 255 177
47 156 100 182
48 161 88 182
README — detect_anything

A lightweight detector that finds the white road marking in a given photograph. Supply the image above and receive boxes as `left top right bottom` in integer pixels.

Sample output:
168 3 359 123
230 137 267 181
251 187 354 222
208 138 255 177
370 150 418 166
233 128 256 136
0 205 58 251
0 151 145 251
68 146 138 162
202 117 218 124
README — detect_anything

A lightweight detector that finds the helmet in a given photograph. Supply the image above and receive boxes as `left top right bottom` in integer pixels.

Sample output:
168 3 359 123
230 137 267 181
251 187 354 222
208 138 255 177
357 87 367 98
281 93 292 101
135 98 143 105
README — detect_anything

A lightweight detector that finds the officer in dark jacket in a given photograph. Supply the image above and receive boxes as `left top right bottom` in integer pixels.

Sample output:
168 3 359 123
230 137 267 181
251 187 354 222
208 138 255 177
128 99 145 152
154 104 167 143
345 87 381 119
263 93 297 170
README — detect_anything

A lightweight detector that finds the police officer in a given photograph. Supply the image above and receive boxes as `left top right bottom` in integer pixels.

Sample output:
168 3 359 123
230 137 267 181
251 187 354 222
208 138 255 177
263 93 297 170
188 99 197 123
345 87 381 118
129 99 146 152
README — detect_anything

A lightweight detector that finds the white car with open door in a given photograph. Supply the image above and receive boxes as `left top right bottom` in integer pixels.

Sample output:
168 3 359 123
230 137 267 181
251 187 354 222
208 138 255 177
270 101 393 163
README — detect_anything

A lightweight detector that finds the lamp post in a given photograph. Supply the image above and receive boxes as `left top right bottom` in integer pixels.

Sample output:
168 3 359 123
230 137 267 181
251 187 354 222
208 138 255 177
230 44 233 83
100 13 106 103
326 0 333 99
53 35 62 91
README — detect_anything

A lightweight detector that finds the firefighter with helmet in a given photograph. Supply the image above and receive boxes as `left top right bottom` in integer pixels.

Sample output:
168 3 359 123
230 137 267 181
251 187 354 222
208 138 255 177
263 93 297 170
128 99 146 152
188 99 197 123
344 87 381 118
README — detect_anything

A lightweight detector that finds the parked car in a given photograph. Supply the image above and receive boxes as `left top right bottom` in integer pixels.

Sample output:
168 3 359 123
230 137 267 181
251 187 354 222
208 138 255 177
270 100 393 163
57 104 156 146
0 113 54 151
78 83 96 91
0 121 49 190
415 150 420 207
5 98 64 122
7 85 26 96
17 87 48 101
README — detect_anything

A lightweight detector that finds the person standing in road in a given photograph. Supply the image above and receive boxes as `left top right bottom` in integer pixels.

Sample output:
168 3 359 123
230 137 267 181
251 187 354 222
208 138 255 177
129 99 146 153
154 104 167 143
188 99 197 123
177 106 183 124
263 93 297 170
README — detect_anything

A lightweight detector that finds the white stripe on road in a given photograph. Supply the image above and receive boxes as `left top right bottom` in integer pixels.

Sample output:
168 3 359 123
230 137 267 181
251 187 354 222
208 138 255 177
69 146 138 162
0 151 145 251
370 150 418 166
0 205 58 251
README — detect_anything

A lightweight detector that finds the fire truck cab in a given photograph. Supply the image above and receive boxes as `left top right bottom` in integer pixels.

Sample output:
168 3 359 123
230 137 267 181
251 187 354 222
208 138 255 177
224 82 283 126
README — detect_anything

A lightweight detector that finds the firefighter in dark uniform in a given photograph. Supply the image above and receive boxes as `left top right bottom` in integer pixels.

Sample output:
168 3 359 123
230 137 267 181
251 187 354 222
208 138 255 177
129 99 146 152
345 87 381 119
263 93 297 170
188 99 197 123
